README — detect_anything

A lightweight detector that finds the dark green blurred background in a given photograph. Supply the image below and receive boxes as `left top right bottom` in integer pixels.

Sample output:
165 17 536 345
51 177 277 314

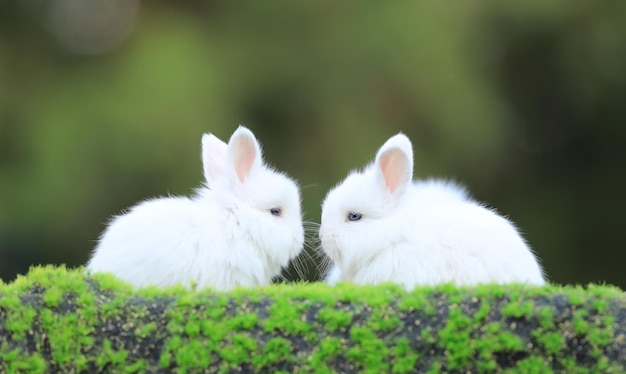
1 1 625 287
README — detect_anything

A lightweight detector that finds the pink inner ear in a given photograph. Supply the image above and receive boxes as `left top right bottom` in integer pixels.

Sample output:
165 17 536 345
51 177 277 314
379 148 410 193
232 136 257 183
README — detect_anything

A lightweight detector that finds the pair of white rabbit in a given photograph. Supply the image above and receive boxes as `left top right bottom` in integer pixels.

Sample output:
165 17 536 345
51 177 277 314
86 126 545 290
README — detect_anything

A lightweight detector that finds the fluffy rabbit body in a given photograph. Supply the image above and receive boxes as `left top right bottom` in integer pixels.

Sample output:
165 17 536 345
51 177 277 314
87 126 304 290
320 133 545 288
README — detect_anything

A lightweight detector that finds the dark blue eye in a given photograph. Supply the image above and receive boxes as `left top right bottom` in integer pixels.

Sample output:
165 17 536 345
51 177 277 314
347 212 362 222
270 208 282 217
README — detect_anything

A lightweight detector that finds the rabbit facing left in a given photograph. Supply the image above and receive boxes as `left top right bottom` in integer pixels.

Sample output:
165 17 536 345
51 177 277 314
86 126 305 291
319 132 545 289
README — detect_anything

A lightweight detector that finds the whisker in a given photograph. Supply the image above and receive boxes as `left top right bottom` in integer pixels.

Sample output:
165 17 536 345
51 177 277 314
299 220 365 281
273 272 288 284
303 242 334 281
303 220 322 253
297 247 316 262
299 183 319 191
302 221 320 229
317 255 335 282
308 244 326 260
291 253 309 281
304 239 320 252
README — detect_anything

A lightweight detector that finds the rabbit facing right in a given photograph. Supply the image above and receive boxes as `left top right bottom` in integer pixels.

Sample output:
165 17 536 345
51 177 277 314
87 126 304 291
319 133 545 289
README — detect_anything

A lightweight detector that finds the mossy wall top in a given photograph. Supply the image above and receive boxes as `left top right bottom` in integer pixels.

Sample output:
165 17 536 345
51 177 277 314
0 266 625 373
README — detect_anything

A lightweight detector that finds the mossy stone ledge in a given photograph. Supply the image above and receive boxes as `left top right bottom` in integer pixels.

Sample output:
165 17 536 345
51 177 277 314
0 266 625 373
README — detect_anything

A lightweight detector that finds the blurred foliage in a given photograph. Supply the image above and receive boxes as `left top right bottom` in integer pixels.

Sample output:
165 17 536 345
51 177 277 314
1 1 625 287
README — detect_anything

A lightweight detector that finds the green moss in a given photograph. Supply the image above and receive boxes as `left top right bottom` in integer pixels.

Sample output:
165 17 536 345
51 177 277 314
183 314 202 338
485 321 502 334
218 333 257 367
538 306 555 329
253 337 293 368
317 307 352 331
174 340 212 372
88 271 132 292
135 321 158 339
438 307 474 370
0 348 47 374
40 310 94 371
397 291 436 315
391 337 418 373
0 291 21 309
587 284 625 299
588 323 614 348
1 265 626 372
158 340 174 368
506 356 553 373
560 357 580 373
473 321 525 370
368 305 403 332
499 331 525 351
124 359 149 373
347 326 390 373
309 337 343 372
421 327 437 345
339 283 403 307
536 331 564 355
568 289 585 306
593 298 609 313
42 288 63 308
264 298 312 335
96 339 128 370
227 313 259 330
426 361 443 374
474 300 491 322
4 305 36 342
573 309 589 335
100 295 127 318
475 283 507 298
502 299 535 319
76 292 97 322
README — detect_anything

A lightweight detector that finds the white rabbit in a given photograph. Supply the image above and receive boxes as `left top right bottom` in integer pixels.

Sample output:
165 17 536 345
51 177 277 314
319 133 545 289
87 126 304 290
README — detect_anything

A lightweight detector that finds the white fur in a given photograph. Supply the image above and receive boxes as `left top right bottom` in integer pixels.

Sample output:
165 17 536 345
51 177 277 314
87 126 304 290
320 133 545 289
325 265 342 285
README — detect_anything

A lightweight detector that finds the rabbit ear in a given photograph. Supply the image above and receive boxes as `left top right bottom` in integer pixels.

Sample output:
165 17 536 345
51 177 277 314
201 133 228 183
228 125 263 183
375 133 414 194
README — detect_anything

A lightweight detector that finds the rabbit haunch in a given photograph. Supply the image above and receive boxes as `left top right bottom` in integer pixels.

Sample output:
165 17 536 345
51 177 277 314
320 133 545 288
87 126 304 290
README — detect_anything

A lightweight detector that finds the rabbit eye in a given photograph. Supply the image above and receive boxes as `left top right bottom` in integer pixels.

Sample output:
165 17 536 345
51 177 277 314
270 208 282 217
347 212 362 222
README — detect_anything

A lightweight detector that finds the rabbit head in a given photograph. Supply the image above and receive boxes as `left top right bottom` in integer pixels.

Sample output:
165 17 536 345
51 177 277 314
198 126 305 277
319 133 414 277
